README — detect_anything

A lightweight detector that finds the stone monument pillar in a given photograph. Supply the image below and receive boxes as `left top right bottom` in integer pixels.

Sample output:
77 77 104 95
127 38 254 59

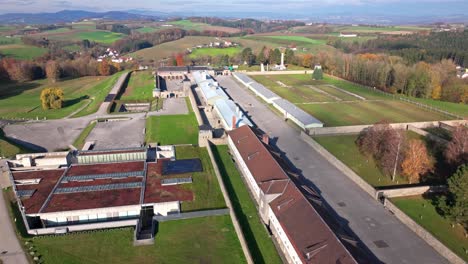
260 63 265 72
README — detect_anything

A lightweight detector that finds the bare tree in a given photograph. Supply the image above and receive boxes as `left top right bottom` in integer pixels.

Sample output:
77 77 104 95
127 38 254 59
445 125 468 169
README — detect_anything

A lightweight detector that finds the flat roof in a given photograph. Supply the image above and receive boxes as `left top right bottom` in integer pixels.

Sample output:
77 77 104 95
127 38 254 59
272 98 323 126
12 169 66 214
78 147 146 156
233 72 254 85
249 82 281 100
11 160 193 214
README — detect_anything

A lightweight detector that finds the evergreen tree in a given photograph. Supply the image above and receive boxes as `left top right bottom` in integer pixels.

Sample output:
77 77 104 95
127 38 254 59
437 165 468 230
313 67 323 80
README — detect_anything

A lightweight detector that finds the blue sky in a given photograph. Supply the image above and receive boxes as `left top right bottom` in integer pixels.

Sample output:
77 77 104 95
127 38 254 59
0 0 467 16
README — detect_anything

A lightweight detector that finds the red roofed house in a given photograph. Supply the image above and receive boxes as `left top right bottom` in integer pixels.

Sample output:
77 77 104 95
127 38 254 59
228 126 357 264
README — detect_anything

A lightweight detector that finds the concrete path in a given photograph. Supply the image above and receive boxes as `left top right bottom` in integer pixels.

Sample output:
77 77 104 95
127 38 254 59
0 191 28 264
216 76 448 264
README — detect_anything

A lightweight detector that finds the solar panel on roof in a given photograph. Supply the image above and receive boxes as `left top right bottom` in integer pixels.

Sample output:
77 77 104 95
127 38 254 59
54 182 142 194
62 170 145 183
17 189 36 198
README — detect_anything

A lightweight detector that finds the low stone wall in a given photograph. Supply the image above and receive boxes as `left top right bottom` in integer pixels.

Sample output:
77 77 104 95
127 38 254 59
308 120 467 136
28 219 137 235
243 70 313 75
379 185 446 198
385 200 465 264
299 132 377 198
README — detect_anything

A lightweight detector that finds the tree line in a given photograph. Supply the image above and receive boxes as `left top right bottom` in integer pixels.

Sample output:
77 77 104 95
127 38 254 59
186 17 305 33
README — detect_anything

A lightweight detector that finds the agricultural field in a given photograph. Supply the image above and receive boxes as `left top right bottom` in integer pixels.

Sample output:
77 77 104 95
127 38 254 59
0 72 124 119
189 47 242 59
392 195 468 262
31 27 124 44
0 44 47 59
212 145 282 264
251 74 451 126
130 36 219 62
237 35 330 53
333 25 431 34
175 146 226 212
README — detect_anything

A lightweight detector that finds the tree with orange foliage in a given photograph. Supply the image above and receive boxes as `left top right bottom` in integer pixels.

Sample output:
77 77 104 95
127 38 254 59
302 54 313 68
98 60 111 76
175 53 184 66
401 139 433 184
359 53 379 60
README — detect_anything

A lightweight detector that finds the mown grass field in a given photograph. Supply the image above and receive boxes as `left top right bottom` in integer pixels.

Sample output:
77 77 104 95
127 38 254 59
176 146 226 212
0 72 124 119
119 71 154 100
252 74 450 126
72 121 97 150
334 25 431 33
392 195 468 262
32 29 123 44
189 47 242 59
212 145 282 264
314 134 410 186
238 35 331 53
145 99 198 144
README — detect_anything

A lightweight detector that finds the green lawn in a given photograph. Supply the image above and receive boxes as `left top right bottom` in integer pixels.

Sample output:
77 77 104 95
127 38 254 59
72 121 97 150
0 44 47 59
119 71 154 100
212 145 282 264
0 72 124 119
314 134 410 186
189 47 242 59
136 27 159 33
392 195 468 262
75 31 124 44
240 35 330 54
175 146 226 212
168 20 208 31
0 129 36 158
0 36 21 45
145 99 198 145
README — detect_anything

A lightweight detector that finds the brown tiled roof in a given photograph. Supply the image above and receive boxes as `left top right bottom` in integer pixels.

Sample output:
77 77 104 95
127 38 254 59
228 126 289 184
229 126 357 264
270 184 356 264
12 169 65 214
66 161 144 176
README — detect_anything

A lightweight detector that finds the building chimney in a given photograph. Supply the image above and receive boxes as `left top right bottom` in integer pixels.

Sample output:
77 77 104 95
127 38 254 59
262 134 269 145
232 115 237 129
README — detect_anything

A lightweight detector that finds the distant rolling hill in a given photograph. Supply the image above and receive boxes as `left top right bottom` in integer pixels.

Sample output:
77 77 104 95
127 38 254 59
0 10 159 24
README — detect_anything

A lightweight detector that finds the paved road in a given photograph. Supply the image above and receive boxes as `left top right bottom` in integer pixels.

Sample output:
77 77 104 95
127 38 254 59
217 76 448 264
0 190 28 264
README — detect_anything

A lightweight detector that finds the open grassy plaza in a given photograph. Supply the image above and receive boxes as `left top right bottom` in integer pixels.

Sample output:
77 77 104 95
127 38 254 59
391 195 468 262
0 72 124 119
251 74 452 126
175 146 226 212
212 145 282 264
